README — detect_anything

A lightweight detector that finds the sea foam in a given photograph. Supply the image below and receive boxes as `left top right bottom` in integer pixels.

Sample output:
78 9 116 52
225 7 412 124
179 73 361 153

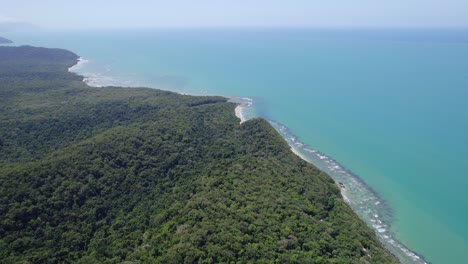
68 57 89 72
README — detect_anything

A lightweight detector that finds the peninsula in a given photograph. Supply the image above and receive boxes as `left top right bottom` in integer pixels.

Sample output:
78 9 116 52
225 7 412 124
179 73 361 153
0 45 398 263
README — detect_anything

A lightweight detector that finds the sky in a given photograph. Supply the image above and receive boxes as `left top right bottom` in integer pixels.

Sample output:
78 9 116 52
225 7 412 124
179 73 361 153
1 0 468 30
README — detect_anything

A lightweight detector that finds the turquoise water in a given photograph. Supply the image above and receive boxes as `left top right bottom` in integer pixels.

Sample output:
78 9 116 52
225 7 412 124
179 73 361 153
4 29 468 263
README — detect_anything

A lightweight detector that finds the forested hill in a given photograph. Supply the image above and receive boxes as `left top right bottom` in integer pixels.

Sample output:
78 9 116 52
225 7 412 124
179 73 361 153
0 37 13 44
0 46 397 263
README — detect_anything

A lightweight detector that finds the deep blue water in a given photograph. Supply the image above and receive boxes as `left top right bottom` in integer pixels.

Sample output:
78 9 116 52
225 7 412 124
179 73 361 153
4 28 468 263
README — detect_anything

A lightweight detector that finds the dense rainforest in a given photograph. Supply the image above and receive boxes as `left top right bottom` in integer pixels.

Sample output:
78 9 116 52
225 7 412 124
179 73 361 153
0 37 13 44
0 45 398 263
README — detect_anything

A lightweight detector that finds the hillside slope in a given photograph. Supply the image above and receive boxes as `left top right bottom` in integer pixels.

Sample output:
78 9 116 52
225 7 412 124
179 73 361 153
0 37 13 44
0 46 397 263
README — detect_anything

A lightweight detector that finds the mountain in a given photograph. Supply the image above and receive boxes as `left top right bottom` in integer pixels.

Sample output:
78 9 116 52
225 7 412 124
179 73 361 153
0 45 397 263
0 36 12 44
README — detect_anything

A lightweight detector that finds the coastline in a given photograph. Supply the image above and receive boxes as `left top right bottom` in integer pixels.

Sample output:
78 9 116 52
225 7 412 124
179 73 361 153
68 57 88 73
68 57 108 87
271 121 428 264
235 105 246 124
2 44 402 263
68 55 426 264
290 145 352 204
228 97 253 124
68 56 355 221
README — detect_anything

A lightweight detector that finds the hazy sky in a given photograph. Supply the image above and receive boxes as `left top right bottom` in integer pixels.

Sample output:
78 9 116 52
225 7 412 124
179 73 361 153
1 0 468 30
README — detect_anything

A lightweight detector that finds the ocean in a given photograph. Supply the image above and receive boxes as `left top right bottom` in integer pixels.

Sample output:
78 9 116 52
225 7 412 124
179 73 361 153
4 28 468 263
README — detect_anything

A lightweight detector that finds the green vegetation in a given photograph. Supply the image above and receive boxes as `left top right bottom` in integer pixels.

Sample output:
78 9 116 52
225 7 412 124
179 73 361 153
0 46 397 263
0 37 13 44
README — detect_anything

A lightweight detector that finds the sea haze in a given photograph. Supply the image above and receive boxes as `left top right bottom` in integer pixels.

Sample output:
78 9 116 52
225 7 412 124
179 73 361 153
6 28 468 264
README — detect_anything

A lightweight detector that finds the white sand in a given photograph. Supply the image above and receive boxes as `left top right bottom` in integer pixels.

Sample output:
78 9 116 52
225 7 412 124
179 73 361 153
291 147 308 161
235 105 246 124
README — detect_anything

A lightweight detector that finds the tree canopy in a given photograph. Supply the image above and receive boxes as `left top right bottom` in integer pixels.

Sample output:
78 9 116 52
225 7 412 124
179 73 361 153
0 46 397 263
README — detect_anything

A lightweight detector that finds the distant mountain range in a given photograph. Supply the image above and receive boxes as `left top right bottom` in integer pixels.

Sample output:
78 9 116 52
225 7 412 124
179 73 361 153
0 36 13 44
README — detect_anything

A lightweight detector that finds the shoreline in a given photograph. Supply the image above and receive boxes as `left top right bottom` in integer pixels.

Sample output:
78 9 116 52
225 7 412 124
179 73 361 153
235 105 246 124
270 120 428 264
68 57 108 87
68 56 426 264
70 59 249 125
68 57 88 73
68 58 368 210
228 97 253 124
291 145 351 204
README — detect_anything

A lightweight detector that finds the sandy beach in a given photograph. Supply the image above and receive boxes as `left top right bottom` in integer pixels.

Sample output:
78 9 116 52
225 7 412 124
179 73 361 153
235 105 246 124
